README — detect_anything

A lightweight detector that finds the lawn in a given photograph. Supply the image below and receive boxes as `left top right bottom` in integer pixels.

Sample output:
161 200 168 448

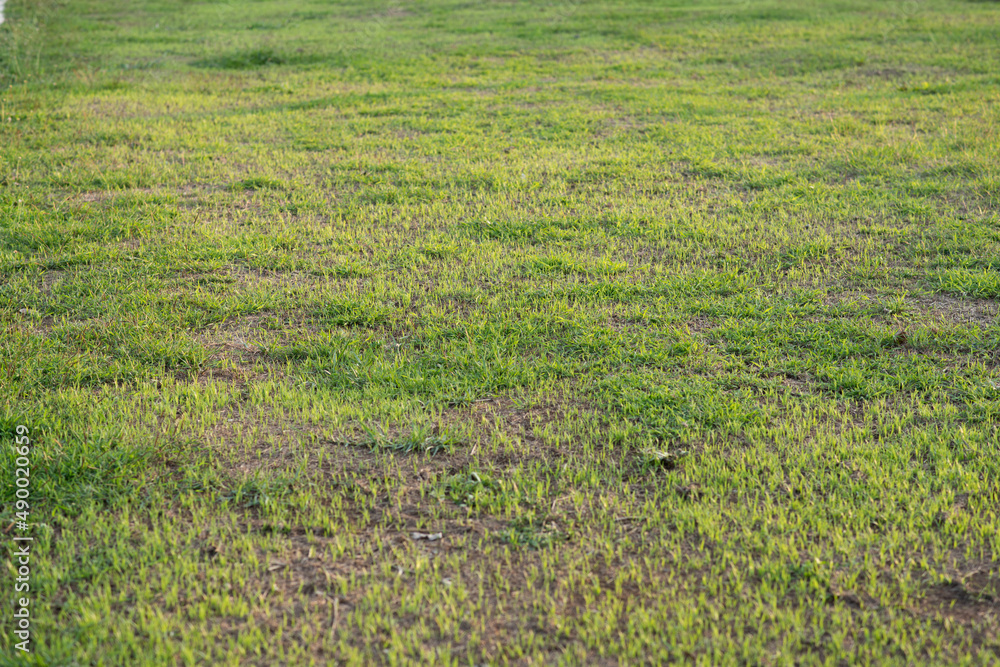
1 0 999 664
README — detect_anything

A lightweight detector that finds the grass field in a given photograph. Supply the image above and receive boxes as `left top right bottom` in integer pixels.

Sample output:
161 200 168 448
1 0 999 664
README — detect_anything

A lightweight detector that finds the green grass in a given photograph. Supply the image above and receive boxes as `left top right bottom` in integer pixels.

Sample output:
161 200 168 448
1 0 999 664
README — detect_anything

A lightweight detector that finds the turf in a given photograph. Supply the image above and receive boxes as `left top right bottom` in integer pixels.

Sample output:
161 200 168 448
1 0 999 664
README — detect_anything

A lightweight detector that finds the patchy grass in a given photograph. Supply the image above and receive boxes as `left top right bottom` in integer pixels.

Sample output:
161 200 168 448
1 0 999 664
